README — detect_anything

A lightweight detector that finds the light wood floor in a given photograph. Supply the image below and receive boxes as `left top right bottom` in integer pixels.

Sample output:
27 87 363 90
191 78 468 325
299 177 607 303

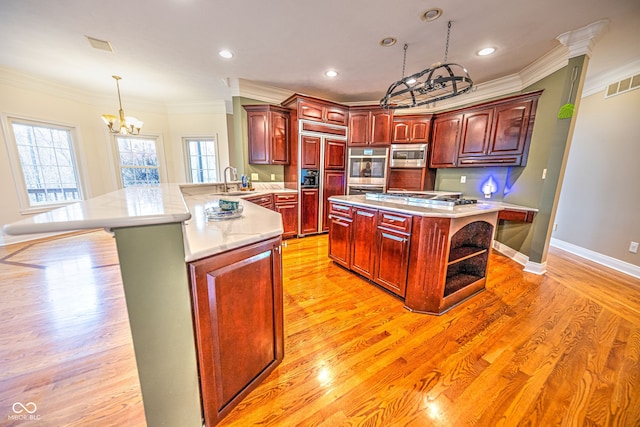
1 231 639 426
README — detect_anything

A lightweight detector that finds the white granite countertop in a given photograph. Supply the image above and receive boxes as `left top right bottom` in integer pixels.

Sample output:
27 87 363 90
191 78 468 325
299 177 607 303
329 195 505 219
2 183 286 262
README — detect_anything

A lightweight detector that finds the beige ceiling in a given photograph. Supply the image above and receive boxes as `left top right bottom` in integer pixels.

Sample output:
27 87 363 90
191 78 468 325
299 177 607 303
0 0 639 106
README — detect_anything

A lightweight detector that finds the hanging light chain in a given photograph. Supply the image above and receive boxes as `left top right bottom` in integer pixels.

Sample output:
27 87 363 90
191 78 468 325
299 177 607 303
401 43 409 78
444 20 452 63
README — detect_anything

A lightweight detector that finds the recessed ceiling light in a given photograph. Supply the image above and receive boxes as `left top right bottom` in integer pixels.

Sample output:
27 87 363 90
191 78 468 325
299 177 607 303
325 70 338 78
219 50 233 59
379 37 397 47
477 47 496 56
420 8 442 22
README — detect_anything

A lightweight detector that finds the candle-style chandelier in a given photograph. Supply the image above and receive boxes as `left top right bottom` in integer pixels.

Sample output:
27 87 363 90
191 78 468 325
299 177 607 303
101 75 143 135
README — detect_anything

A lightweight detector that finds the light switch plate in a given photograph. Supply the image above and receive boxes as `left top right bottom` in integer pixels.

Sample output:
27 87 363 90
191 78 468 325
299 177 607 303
630 241 639 253
460 175 466 183
251 173 259 181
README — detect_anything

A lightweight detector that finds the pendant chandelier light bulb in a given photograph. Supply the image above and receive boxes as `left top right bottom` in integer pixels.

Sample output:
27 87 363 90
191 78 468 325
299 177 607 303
102 75 143 135
380 20 473 109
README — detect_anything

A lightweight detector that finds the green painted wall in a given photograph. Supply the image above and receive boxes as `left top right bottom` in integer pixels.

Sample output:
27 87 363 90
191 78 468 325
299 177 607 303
231 96 286 183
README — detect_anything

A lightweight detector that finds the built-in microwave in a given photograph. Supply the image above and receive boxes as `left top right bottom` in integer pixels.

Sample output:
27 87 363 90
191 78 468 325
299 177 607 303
390 143 428 168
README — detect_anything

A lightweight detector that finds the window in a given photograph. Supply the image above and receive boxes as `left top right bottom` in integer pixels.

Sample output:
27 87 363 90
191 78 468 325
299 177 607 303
115 136 161 187
185 138 219 183
6 118 83 209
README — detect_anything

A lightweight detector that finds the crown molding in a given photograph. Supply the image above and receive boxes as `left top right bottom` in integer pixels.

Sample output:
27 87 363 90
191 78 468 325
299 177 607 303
556 19 609 59
581 58 640 98
235 78 294 104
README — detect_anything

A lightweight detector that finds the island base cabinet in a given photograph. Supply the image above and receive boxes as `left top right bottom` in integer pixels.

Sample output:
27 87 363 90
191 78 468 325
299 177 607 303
328 214 352 268
188 236 284 426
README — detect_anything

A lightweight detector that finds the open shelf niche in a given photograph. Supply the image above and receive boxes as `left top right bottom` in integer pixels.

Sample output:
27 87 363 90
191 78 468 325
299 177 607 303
445 220 493 297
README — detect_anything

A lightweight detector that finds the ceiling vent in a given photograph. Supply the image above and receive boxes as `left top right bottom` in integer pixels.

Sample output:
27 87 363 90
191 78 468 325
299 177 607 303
605 73 640 98
85 36 114 52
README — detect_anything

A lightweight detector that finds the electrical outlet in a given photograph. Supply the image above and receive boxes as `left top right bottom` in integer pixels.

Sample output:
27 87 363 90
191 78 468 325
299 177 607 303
271 174 276 181
542 168 547 179
630 241 639 254
553 223 558 231
460 175 466 183
251 173 259 181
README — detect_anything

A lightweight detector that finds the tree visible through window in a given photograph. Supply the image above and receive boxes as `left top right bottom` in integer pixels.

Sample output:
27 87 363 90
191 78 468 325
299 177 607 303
186 138 219 183
116 136 160 187
10 121 82 207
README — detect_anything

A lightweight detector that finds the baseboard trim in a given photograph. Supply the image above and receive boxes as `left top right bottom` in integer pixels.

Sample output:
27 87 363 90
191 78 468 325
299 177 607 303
550 238 640 279
492 240 547 275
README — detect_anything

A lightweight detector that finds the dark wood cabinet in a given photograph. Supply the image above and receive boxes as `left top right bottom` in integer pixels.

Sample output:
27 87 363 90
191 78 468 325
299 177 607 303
374 227 410 296
244 105 290 165
243 193 273 210
300 188 319 235
300 135 320 169
430 113 463 168
282 95 348 126
188 236 284 426
392 115 432 144
348 106 393 146
386 168 436 192
327 202 353 268
324 139 346 170
274 193 298 239
351 207 377 280
430 91 542 168
321 170 346 232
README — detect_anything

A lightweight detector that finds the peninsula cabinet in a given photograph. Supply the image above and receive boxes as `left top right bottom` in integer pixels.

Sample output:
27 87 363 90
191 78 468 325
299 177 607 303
348 106 393 146
244 105 290 165
327 202 353 267
282 94 348 126
188 236 284 426
392 114 433 144
429 90 542 168
351 207 377 280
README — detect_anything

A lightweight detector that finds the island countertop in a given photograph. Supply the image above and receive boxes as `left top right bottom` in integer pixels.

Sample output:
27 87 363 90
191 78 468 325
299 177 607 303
328 195 506 218
2 183 284 262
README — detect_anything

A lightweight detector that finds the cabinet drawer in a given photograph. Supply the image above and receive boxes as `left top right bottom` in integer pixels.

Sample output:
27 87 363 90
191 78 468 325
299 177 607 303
274 193 298 204
378 210 411 233
244 194 274 209
329 202 353 218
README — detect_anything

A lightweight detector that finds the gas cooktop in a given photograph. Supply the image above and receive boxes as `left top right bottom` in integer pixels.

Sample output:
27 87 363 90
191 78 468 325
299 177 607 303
365 192 477 209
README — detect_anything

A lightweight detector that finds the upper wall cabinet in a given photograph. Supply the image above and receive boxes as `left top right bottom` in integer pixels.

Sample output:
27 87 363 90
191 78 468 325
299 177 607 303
392 114 432 144
429 91 542 168
244 105 290 165
282 94 348 126
348 106 393 146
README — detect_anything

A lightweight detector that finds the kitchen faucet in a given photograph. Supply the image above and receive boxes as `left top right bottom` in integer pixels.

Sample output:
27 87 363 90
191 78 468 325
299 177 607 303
223 166 237 192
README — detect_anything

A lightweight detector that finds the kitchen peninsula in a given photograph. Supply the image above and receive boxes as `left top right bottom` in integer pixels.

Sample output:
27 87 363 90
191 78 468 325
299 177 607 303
327 194 504 314
2 184 287 427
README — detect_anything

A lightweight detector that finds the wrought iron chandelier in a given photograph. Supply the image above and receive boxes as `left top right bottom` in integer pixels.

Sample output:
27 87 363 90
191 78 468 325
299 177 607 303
380 21 473 109
101 75 143 135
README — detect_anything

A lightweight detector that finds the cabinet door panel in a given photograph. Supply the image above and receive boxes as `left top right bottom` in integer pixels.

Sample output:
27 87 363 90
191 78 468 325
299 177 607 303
352 208 377 279
459 110 493 156
270 112 289 164
490 100 532 154
300 188 319 234
430 115 462 168
370 110 392 145
374 228 410 296
328 215 352 267
321 171 346 232
299 100 324 122
325 106 348 126
348 111 370 145
301 135 320 169
247 112 269 164
324 139 346 170
275 203 298 238
410 120 431 143
393 121 411 143
387 168 424 191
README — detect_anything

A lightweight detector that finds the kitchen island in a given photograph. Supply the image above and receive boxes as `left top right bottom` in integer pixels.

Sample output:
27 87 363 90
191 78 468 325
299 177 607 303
2 184 286 427
327 194 504 314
